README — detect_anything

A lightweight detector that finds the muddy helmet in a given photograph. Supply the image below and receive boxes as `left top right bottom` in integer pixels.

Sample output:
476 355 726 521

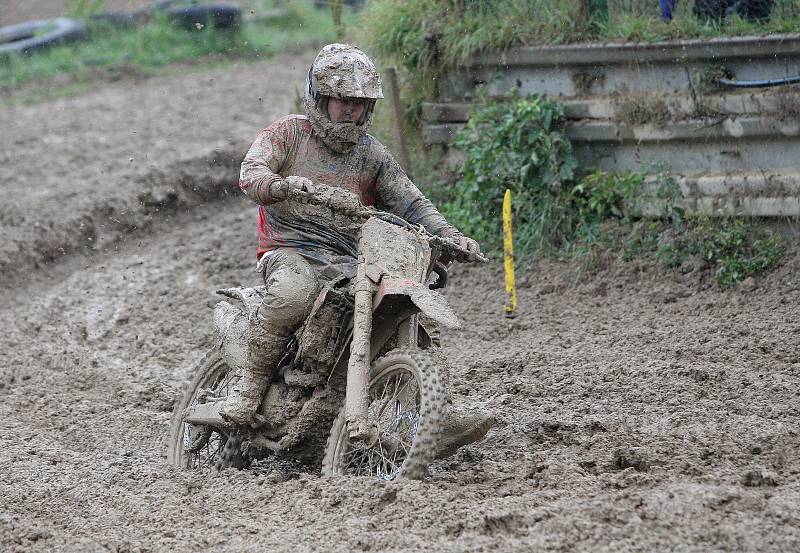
303 43 384 153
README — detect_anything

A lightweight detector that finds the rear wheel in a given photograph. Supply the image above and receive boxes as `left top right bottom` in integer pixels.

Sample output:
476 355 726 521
166 346 248 469
322 348 445 480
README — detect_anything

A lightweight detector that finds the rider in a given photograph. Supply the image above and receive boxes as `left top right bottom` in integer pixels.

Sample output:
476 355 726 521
219 43 493 457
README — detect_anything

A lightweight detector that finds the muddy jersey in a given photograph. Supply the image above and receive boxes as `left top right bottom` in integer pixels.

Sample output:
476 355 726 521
239 115 457 276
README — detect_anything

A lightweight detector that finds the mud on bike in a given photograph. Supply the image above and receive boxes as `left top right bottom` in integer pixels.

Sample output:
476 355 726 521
166 184 486 480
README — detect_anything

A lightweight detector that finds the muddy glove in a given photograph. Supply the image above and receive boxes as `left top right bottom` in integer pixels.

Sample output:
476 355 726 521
268 175 316 201
453 233 482 262
313 183 364 215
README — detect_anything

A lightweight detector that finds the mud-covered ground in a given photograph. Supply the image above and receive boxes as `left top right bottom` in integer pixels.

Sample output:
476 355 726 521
2 53 800 552
0 50 307 284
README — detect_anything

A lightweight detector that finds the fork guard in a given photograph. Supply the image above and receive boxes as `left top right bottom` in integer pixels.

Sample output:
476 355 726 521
374 277 461 330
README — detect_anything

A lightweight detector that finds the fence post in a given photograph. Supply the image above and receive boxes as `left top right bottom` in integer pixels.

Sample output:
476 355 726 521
330 0 344 40
386 66 413 178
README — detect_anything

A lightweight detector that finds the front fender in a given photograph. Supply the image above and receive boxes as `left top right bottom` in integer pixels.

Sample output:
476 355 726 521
374 277 461 329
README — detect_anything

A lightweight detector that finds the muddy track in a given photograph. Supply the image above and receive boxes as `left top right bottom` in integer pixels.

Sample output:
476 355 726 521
2 55 800 552
2 194 798 551
0 52 309 285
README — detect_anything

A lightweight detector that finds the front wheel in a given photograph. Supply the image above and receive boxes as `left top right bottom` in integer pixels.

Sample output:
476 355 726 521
322 348 445 480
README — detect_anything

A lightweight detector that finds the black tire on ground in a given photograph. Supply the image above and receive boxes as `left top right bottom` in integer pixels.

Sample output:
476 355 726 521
693 0 773 21
167 3 242 31
322 348 446 480
91 11 137 29
693 0 729 19
0 18 87 56
734 0 773 22
167 345 247 469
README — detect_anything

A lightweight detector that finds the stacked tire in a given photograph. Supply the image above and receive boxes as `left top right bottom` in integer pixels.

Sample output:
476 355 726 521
0 2 243 57
0 18 87 56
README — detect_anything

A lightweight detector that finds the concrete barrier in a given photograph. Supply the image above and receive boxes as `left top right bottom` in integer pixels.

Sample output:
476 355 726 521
423 34 800 216
439 34 800 99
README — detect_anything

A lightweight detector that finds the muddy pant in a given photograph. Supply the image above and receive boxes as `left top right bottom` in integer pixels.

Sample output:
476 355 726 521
254 248 322 342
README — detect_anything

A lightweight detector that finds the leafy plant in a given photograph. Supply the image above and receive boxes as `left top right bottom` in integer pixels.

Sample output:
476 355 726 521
448 93 578 255
660 216 784 285
691 63 731 95
447 92 650 266
572 170 643 221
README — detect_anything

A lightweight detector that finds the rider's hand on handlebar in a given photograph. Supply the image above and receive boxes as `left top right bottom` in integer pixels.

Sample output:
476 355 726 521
284 176 316 199
272 176 315 201
450 232 481 262
296 182 364 215
456 234 482 262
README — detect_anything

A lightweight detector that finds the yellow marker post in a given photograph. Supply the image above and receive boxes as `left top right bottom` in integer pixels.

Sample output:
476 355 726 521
502 189 517 317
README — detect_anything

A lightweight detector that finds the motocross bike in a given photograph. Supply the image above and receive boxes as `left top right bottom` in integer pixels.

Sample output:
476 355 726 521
166 184 486 480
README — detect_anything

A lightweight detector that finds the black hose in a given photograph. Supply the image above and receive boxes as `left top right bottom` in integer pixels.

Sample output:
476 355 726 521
717 75 800 88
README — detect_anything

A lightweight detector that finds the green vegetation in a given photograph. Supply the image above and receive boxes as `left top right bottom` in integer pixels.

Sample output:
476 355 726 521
660 217 784 286
355 0 791 285
360 0 800 66
0 1 334 89
65 0 105 18
448 93 579 255
357 0 800 123
443 94 784 285
691 63 731 95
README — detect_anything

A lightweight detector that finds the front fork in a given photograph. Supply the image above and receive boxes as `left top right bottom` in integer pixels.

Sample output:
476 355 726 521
345 256 420 443
345 258 374 441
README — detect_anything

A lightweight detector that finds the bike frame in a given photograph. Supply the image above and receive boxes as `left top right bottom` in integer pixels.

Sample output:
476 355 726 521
182 199 466 451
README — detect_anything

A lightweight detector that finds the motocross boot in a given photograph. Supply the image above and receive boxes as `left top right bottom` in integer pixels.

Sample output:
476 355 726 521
215 248 320 426
218 328 286 425
435 403 495 459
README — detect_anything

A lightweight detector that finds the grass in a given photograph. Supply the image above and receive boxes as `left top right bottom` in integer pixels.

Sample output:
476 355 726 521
658 216 785 286
354 0 800 124
0 0 336 90
359 0 800 68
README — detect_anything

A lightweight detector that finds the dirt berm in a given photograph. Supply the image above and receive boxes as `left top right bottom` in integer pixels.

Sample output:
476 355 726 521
1 54 799 552
0 53 306 285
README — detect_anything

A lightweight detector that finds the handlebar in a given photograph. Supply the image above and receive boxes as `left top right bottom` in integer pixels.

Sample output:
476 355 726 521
288 184 488 264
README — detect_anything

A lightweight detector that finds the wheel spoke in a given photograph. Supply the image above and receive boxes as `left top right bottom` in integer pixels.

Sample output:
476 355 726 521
380 376 391 403
391 376 417 409
331 353 441 481
390 433 405 468
354 451 368 474
377 440 387 470
343 445 357 463
389 374 402 405
355 450 368 475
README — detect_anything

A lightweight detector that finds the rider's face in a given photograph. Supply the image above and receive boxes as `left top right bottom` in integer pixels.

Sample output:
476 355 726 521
327 97 367 124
